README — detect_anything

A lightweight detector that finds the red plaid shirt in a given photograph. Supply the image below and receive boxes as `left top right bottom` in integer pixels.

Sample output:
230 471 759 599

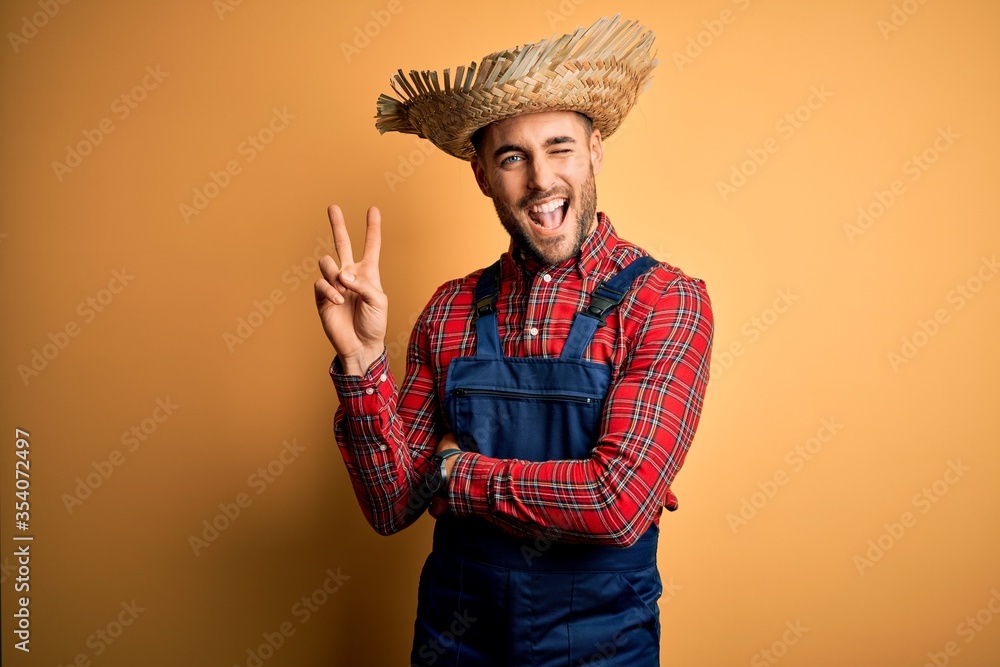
331 213 713 546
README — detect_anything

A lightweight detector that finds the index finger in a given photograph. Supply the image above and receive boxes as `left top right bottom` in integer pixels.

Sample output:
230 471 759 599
327 204 354 266
363 206 382 266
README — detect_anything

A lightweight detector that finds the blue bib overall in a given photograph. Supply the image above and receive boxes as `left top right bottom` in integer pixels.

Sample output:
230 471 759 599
411 256 662 667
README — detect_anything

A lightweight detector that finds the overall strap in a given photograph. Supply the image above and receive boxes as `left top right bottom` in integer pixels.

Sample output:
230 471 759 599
472 260 503 357
560 255 660 360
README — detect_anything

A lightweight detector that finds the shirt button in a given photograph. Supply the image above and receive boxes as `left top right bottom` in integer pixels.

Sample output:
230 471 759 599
529 327 539 336
379 373 387 382
542 273 552 283
379 444 387 451
365 387 375 395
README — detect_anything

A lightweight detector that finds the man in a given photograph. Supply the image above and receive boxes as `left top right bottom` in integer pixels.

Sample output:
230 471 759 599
315 15 713 666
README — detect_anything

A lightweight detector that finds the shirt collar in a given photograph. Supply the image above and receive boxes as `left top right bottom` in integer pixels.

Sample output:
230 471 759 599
504 212 618 280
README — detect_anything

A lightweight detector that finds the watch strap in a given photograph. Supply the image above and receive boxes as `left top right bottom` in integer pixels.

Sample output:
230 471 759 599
432 448 465 497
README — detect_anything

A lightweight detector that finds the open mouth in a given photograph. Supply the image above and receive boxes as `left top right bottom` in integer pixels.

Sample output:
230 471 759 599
526 198 569 231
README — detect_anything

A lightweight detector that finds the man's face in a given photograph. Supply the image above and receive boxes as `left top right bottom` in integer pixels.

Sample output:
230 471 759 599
470 111 604 266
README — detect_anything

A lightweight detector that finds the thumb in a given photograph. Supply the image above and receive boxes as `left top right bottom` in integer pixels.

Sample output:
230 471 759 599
337 269 384 305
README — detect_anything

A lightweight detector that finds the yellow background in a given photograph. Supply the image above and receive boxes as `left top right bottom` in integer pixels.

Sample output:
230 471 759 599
2 0 998 665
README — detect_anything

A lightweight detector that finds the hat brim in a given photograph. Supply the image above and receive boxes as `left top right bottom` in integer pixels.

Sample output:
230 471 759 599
375 15 658 161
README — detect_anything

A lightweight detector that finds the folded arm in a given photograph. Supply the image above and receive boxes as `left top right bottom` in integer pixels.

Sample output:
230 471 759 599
444 276 714 546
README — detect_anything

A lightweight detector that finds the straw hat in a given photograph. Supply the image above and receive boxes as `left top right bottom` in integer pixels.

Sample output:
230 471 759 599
374 14 658 161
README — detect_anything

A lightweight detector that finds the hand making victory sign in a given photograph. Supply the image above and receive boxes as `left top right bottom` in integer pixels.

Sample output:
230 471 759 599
316 204 459 518
314 205 388 377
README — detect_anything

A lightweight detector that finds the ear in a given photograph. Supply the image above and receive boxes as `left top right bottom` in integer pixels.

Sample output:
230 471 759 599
470 156 493 198
589 129 604 176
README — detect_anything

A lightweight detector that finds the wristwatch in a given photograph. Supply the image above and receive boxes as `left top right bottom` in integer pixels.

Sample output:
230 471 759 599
427 449 465 498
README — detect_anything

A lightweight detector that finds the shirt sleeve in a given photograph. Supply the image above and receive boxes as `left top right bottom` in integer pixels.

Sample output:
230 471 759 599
331 310 443 535
446 275 714 547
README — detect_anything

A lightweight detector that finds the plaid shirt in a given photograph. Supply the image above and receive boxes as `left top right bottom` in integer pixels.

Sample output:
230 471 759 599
331 213 713 546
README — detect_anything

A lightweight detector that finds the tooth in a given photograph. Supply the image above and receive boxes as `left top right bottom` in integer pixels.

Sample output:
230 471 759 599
529 199 567 214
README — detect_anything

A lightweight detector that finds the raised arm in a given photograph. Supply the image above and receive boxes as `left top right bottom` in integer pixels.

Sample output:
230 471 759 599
317 205 443 535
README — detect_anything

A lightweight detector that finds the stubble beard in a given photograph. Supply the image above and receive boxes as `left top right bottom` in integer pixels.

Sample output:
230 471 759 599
491 167 598 267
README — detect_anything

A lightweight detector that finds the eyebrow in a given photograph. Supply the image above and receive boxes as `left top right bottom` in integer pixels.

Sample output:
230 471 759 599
492 135 577 159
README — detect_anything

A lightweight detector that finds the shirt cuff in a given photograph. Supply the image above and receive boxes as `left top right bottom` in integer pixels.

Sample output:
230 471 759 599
329 349 393 417
664 488 679 512
448 452 502 518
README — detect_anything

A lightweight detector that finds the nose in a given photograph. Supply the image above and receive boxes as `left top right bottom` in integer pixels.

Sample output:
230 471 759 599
527 155 556 192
